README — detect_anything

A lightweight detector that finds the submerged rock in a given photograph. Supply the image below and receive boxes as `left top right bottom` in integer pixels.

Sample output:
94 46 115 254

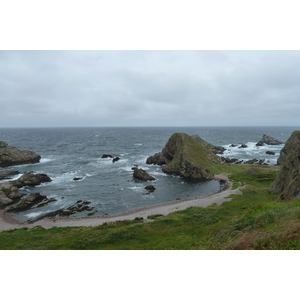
271 131 300 200
266 151 275 155
112 157 120 163
145 185 156 191
0 141 41 167
256 134 284 146
102 154 113 158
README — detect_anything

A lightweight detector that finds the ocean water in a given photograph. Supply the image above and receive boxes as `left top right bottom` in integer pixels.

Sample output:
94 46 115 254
0 126 298 222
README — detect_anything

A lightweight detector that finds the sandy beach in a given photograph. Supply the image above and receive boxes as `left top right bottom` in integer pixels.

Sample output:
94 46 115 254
0 174 243 232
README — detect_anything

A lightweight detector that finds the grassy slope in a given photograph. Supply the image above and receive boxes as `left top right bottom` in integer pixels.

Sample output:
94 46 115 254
1 164 300 250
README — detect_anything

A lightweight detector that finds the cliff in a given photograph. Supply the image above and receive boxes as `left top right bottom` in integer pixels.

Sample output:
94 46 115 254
271 131 300 200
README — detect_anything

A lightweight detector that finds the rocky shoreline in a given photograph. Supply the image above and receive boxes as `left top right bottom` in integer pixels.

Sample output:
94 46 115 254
0 133 285 226
0 173 238 232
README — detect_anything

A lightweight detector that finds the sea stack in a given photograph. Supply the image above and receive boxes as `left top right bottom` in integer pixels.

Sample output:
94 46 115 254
147 133 221 180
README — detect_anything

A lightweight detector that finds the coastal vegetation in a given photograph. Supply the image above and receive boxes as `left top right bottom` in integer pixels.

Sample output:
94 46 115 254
1 163 300 250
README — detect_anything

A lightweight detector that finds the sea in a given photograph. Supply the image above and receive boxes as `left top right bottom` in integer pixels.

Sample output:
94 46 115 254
0 126 298 222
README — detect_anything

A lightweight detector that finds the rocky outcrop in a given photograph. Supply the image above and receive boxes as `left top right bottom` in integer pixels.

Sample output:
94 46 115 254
133 168 155 181
0 141 41 167
148 133 220 180
146 152 166 165
27 200 95 223
271 131 300 200
11 172 52 188
0 182 23 208
256 134 284 146
7 193 48 212
0 170 20 180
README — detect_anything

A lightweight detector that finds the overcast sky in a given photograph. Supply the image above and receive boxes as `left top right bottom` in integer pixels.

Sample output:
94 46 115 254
1 50 300 127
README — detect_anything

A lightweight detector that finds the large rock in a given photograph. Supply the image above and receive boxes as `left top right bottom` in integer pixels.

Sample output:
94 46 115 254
133 168 155 181
271 131 300 200
0 182 23 208
256 134 284 146
148 133 220 180
11 172 52 188
0 141 41 167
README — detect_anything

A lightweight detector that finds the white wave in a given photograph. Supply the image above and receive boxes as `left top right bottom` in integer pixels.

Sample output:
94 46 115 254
40 157 53 164
128 186 143 191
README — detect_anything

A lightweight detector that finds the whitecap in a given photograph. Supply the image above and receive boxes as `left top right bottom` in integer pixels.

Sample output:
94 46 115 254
40 157 53 164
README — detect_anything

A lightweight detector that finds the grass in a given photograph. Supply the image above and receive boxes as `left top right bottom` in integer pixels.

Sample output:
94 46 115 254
1 163 300 250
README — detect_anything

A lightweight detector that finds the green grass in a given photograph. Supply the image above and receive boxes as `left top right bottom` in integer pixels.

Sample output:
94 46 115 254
1 164 300 250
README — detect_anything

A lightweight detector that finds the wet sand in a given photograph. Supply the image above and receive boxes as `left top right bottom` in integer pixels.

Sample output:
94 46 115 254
0 174 243 232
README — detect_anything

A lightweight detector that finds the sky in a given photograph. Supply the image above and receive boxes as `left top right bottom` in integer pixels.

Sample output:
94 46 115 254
1 50 300 128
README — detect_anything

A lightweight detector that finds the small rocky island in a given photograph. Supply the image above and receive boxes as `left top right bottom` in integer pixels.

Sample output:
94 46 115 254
147 133 222 180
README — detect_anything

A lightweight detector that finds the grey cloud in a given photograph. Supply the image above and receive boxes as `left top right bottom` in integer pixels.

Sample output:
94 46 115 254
1 50 300 127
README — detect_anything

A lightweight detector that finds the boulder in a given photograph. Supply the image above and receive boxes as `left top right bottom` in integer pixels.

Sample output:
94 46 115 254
271 131 300 200
0 141 41 167
153 133 219 180
11 172 52 188
133 168 155 181
256 134 284 146
0 182 23 208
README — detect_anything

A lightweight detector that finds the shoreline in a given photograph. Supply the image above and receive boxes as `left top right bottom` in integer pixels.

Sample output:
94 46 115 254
0 174 243 232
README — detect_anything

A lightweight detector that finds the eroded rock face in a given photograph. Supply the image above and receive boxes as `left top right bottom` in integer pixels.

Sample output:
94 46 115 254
271 131 300 200
0 141 41 167
148 133 220 180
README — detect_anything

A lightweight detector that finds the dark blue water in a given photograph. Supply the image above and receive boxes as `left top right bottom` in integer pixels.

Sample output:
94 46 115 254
0 126 298 221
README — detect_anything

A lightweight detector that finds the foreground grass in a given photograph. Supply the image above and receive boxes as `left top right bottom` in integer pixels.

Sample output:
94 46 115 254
1 164 300 250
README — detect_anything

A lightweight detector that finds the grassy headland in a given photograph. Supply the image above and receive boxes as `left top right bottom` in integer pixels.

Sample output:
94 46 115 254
1 163 300 250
